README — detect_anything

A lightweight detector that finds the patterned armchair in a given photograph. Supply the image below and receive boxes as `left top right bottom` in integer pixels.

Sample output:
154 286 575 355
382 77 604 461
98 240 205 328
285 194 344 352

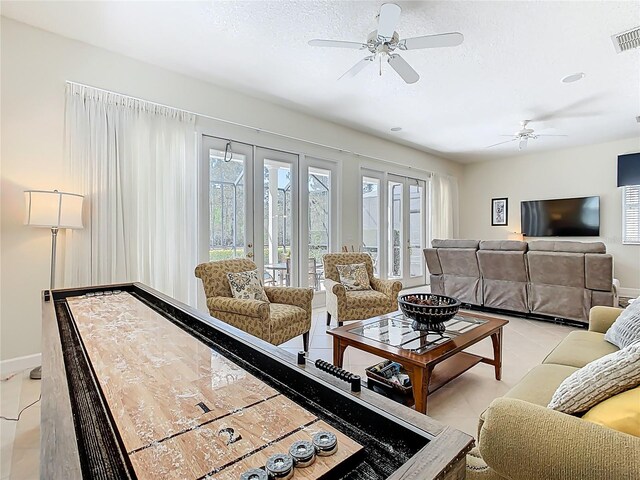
194 259 313 351
323 253 403 327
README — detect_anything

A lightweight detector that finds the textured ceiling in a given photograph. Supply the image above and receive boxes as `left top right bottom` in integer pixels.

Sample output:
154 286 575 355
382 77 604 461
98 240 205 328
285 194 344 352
2 1 639 162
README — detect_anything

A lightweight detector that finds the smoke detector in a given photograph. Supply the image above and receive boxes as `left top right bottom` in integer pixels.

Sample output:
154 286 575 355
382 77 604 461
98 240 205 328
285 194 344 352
612 26 640 53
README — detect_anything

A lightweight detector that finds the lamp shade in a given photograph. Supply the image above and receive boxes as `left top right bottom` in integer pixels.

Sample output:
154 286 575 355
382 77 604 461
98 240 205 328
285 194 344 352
24 190 84 229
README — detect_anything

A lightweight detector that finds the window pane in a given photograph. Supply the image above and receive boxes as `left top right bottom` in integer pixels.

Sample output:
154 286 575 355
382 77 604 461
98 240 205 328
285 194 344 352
409 181 425 277
309 168 330 291
623 185 640 244
263 160 292 285
362 177 380 275
389 181 403 278
209 150 245 261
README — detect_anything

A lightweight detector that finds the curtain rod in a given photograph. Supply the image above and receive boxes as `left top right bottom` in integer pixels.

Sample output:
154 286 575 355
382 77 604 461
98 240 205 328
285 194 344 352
66 80 440 176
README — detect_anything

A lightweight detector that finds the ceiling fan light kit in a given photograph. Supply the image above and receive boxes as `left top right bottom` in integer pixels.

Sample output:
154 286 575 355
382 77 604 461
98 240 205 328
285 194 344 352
487 120 569 151
308 2 463 84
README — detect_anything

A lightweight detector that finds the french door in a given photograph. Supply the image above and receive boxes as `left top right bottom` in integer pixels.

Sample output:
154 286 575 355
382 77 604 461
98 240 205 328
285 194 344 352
201 136 299 286
362 170 429 287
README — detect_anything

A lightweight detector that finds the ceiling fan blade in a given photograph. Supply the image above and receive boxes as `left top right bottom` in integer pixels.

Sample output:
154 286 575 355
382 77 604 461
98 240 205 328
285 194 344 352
400 32 464 50
536 134 568 137
387 54 419 84
308 39 368 49
377 3 401 39
519 138 529 150
487 138 517 148
339 56 374 80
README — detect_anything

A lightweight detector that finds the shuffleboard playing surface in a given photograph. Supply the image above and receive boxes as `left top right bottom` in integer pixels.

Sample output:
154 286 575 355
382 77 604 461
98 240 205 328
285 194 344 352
67 292 362 479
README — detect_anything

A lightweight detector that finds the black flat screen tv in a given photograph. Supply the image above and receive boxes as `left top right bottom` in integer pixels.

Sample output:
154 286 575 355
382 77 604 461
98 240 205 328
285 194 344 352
521 196 600 237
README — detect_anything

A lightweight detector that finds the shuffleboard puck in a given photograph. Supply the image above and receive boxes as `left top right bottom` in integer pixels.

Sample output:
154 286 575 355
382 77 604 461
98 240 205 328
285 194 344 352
240 468 268 480
289 440 316 467
312 431 338 456
265 453 294 479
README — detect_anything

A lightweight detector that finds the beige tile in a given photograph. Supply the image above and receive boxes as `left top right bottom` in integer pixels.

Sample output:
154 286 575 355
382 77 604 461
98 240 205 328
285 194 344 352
9 447 39 480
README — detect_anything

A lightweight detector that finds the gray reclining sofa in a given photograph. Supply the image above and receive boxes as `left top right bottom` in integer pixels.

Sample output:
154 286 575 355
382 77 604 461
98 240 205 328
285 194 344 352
424 239 617 324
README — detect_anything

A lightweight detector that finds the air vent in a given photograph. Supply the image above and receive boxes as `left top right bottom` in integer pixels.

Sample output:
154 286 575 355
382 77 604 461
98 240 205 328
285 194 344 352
612 26 640 53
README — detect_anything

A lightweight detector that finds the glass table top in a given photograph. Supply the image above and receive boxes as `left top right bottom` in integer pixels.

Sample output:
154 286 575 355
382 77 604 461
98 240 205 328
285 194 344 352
347 312 487 354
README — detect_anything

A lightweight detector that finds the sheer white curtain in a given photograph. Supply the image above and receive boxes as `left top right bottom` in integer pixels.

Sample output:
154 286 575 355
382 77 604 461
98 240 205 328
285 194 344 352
431 173 459 240
64 83 199 306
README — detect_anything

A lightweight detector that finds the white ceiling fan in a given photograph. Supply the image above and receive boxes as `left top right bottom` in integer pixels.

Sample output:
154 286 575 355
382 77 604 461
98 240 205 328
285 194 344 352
308 3 464 84
487 120 568 151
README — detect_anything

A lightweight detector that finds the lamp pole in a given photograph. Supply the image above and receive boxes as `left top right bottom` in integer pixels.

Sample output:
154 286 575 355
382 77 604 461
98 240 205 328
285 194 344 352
50 227 58 289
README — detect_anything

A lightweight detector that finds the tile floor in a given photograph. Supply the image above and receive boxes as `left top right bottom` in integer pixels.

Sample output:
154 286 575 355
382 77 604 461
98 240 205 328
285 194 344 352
0 307 574 479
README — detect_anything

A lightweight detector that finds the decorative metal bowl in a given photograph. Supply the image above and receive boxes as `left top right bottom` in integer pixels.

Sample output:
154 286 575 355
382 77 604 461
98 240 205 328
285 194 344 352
398 293 461 333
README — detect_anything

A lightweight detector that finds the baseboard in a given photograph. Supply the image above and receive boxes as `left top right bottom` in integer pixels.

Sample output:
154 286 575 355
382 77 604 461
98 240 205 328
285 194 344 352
0 353 41 376
618 287 640 298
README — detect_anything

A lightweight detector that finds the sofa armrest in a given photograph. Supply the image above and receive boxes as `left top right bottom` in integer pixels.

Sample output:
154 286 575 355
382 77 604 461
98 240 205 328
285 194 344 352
370 277 403 298
264 287 313 311
323 278 347 301
206 297 269 319
477 398 640 480
589 306 624 334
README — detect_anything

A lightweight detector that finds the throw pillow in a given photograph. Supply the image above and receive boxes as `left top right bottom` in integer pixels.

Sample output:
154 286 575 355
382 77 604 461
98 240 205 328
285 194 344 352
605 297 640 348
336 263 372 291
582 386 640 437
226 269 270 302
548 342 640 414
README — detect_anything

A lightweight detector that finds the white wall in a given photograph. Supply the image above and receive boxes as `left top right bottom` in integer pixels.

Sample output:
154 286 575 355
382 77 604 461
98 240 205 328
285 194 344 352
0 17 461 362
459 137 640 295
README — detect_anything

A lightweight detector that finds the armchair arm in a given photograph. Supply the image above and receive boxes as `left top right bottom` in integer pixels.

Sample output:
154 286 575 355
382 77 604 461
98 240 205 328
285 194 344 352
477 398 640 480
264 287 313 311
206 297 269 319
589 306 623 334
323 278 347 301
370 277 403 298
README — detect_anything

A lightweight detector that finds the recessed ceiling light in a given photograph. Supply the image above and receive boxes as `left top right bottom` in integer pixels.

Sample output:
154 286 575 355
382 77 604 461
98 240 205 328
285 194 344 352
390 127 402 132
561 72 585 83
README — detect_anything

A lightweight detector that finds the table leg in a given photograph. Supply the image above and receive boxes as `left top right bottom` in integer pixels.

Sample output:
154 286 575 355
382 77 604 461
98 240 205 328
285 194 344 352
332 338 347 368
490 328 503 381
409 366 431 414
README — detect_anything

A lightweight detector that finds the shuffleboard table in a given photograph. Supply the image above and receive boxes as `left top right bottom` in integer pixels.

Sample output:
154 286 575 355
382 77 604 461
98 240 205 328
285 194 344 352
42 283 473 479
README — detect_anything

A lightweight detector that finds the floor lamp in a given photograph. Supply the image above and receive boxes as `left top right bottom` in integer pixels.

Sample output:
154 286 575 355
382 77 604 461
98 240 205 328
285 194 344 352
24 189 84 380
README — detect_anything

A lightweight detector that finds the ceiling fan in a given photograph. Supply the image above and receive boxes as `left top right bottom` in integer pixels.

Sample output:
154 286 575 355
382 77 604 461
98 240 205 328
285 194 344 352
487 120 568 151
308 3 464 84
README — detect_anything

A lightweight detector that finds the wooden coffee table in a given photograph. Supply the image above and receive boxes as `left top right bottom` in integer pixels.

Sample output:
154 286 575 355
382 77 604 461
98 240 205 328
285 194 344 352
328 311 508 414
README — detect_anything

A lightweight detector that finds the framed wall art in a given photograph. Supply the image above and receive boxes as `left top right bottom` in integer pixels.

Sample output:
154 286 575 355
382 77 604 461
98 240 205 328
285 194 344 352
491 197 508 226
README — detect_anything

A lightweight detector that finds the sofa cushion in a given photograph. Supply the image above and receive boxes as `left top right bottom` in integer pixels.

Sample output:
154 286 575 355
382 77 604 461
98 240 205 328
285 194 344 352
227 269 270 302
605 298 640 349
336 263 372 291
528 240 606 254
432 239 479 249
543 331 619 368
423 248 443 275
582 386 640 437
503 364 578 407
585 254 613 291
479 240 528 251
548 342 640 414
345 289 389 309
